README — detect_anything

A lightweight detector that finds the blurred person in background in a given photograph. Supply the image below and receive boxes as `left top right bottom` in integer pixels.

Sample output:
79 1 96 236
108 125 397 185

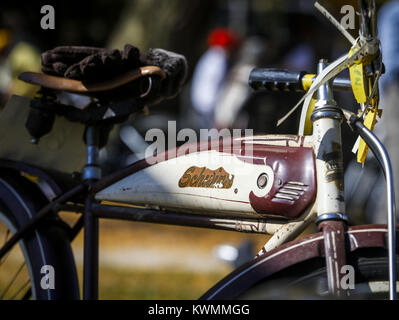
190 28 241 131
188 0 272 134
212 2 322 135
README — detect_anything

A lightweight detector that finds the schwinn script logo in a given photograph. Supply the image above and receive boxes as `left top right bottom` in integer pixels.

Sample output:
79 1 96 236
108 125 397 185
178 166 234 189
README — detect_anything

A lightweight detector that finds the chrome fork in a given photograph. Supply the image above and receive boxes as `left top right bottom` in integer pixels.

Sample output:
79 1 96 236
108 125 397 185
343 109 397 300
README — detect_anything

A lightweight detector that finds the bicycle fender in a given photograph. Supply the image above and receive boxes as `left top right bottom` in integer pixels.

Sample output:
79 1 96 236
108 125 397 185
201 224 395 299
0 158 75 201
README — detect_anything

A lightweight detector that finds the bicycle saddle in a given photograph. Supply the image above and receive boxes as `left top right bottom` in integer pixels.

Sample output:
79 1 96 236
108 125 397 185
18 66 166 94
18 45 187 144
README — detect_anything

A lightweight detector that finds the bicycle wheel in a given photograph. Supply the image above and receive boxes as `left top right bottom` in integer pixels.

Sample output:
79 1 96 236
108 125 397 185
237 248 399 299
0 173 80 299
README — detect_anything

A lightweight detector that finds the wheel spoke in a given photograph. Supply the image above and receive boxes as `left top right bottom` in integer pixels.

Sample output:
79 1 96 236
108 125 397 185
0 229 11 266
3 229 9 245
0 227 32 300
9 278 30 300
0 262 26 299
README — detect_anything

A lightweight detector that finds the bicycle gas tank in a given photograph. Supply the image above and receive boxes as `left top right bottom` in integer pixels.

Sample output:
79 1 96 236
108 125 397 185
95 135 316 219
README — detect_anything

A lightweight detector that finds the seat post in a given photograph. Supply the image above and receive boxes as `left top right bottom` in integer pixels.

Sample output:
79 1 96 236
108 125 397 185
82 126 102 181
82 125 101 300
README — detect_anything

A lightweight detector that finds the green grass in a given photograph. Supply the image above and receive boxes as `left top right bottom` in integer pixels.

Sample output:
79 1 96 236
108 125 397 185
84 267 226 300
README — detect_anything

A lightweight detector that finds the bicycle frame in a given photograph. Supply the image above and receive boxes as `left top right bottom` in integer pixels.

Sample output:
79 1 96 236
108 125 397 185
24 57 381 299
0 56 395 300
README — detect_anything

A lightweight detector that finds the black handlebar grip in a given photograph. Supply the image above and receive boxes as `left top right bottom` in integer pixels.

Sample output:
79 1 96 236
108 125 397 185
248 68 307 92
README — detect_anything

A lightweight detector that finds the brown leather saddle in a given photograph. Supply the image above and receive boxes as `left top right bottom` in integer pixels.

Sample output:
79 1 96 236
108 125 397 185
18 66 166 95
19 66 167 144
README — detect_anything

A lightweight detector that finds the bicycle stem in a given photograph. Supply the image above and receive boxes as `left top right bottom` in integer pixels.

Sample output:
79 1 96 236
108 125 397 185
311 60 346 219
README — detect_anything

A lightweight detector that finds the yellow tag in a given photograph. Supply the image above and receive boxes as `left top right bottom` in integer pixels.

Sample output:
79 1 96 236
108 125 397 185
302 74 316 91
20 172 39 183
349 48 368 104
303 97 316 135
299 74 317 135
348 46 381 164
357 108 382 163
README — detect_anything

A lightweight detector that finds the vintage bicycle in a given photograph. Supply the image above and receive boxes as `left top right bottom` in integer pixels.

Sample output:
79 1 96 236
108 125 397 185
0 0 397 300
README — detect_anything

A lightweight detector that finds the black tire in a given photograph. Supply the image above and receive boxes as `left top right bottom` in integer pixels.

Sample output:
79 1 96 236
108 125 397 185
0 172 80 299
237 248 399 299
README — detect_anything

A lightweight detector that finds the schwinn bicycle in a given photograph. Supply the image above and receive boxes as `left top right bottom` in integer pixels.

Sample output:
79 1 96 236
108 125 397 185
0 0 397 300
